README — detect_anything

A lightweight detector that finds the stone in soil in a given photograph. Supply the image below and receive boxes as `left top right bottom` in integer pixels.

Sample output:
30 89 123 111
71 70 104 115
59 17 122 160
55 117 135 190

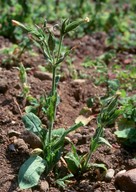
21 130 43 149
34 71 52 80
105 168 115 181
115 168 136 192
8 129 21 137
38 180 49 192
0 78 8 93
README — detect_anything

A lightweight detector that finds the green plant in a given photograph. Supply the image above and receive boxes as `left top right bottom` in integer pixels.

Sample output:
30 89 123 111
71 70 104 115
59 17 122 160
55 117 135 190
13 17 89 189
16 63 30 99
65 92 121 175
0 37 31 67
115 95 136 146
0 0 31 40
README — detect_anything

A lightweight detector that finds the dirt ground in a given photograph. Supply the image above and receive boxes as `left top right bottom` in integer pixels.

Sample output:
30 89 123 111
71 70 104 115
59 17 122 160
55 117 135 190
0 34 136 192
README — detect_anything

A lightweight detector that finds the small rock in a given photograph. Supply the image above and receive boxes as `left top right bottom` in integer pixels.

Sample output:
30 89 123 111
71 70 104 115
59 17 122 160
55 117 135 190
9 143 16 152
34 71 52 80
115 169 136 192
115 169 126 177
71 79 86 86
74 133 82 140
14 138 29 152
8 130 21 138
128 158 136 169
39 180 49 192
105 168 115 181
0 79 8 93
21 130 42 149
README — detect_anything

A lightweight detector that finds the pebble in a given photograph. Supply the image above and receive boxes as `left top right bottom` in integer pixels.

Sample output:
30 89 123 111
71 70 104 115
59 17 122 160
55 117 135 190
105 168 115 181
39 180 49 192
71 79 86 86
9 143 16 152
21 130 42 149
0 79 8 93
34 71 52 80
115 169 136 192
128 158 136 169
14 138 29 152
8 130 21 138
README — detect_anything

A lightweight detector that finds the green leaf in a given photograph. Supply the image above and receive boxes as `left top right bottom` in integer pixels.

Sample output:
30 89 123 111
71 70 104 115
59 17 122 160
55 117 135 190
48 32 55 52
98 137 112 148
90 163 107 171
64 122 83 137
18 156 46 189
56 173 73 188
52 122 83 150
64 19 83 33
25 106 38 114
86 97 94 108
22 113 42 137
65 152 80 174
61 19 69 35
118 118 135 130
65 144 81 174
108 79 120 93
47 93 57 121
115 128 136 139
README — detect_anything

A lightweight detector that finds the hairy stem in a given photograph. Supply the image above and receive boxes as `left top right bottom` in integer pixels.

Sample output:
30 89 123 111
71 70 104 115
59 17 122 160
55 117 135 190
57 35 63 62
48 66 56 144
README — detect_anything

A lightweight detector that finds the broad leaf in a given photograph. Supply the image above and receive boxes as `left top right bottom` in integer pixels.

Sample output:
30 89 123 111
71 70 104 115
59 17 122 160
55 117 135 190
18 156 46 189
65 152 80 174
115 128 136 139
65 144 80 174
22 113 42 137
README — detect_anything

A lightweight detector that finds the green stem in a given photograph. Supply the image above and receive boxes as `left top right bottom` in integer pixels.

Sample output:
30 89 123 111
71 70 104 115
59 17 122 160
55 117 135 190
48 66 56 144
57 35 63 62
48 34 63 144
83 148 93 171
83 126 104 170
51 66 56 96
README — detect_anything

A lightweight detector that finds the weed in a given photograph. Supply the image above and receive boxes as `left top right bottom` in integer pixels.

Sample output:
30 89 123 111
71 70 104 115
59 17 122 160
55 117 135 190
65 92 121 175
16 63 30 99
12 17 89 189
115 94 136 146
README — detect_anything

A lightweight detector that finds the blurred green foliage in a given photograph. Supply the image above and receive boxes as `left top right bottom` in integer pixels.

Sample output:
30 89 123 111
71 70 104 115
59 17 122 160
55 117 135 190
1 0 136 47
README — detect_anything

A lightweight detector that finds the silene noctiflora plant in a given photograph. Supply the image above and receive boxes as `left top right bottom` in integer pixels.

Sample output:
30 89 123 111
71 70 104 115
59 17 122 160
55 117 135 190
64 91 121 175
12 17 89 189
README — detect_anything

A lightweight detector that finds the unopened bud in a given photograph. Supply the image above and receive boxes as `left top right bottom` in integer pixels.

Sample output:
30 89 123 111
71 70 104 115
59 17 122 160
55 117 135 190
84 17 90 23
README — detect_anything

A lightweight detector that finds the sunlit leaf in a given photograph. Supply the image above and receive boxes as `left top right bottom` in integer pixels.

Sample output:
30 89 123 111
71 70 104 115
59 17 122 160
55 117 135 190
18 156 46 189
22 113 42 137
75 115 94 126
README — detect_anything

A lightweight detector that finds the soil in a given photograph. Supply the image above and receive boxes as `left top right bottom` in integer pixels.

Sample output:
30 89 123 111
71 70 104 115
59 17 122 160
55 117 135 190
0 34 136 192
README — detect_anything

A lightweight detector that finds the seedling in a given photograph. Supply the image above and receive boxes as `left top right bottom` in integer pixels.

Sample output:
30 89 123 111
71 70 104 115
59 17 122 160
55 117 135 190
12 17 89 189
65 92 121 175
16 63 30 99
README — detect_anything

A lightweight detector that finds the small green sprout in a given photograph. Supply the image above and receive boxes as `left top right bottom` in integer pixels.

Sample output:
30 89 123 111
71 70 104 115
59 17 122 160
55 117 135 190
65 92 121 175
16 63 30 99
